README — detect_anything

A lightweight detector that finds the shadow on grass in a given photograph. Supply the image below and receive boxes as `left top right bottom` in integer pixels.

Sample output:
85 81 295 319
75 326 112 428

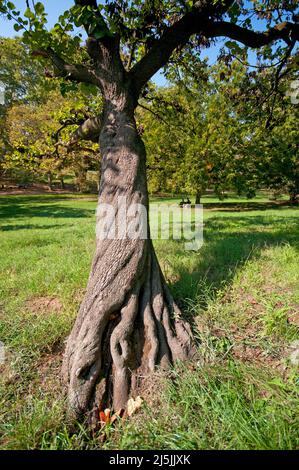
0 224 70 232
203 201 298 212
0 195 79 204
169 212 299 316
1 196 298 308
0 196 95 221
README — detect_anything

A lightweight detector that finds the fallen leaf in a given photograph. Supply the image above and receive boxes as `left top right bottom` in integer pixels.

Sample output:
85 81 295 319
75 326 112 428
127 396 143 417
111 408 125 425
99 408 111 425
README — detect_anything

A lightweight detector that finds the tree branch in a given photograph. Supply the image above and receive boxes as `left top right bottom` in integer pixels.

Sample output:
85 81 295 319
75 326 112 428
54 117 100 153
130 1 298 94
130 10 202 93
206 20 299 48
138 101 196 136
32 48 100 85
74 0 97 7
74 0 111 42
138 102 171 128
69 116 101 144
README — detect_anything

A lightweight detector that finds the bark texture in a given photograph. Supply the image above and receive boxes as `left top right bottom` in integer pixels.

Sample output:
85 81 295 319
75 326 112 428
62 91 195 419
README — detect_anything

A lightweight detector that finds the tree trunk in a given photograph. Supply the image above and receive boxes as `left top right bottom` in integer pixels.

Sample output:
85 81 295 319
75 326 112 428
62 94 195 421
289 187 298 203
75 167 88 192
47 172 53 191
195 190 201 205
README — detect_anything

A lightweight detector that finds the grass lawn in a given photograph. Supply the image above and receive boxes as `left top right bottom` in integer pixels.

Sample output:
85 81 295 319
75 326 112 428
0 193 298 449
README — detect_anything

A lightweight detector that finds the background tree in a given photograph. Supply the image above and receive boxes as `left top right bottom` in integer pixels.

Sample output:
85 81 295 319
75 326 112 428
141 61 261 202
0 36 51 106
0 37 50 183
0 36 103 190
4 88 101 190
1 0 298 420
220 47 299 200
253 106 299 201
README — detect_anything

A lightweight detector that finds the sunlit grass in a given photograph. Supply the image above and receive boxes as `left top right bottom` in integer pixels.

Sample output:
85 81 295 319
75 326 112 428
0 193 298 449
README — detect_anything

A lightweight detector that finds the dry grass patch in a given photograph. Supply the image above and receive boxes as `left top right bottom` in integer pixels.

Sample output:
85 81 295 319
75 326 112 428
26 296 63 315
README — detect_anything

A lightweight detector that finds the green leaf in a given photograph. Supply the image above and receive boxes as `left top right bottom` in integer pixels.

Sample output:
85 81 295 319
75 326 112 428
34 2 45 16
227 2 241 23
225 41 243 55
13 23 23 31
7 2 16 10
24 7 35 20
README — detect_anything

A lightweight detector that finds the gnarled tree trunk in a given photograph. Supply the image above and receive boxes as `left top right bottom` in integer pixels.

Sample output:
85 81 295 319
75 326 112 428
62 89 195 419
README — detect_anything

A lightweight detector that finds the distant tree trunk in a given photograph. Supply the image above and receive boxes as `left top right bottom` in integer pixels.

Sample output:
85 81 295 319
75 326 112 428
75 169 88 192
60 177 65 190
195 190 201 205
47 172 53 191
289 184 299 203
62 91 194 419
289 190 298 203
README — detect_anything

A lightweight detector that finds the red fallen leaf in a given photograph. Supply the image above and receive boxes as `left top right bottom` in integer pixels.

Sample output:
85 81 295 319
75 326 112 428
99 408 111 425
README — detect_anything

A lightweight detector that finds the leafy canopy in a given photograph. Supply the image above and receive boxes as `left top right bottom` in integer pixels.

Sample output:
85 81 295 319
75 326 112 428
0 1 298 97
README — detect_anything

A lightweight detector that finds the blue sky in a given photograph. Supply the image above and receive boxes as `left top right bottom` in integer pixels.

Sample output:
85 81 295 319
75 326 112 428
0 0 277 86
1 0 76 35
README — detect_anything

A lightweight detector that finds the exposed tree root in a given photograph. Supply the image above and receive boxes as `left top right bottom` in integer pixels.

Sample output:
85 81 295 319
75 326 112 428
62 239 195 421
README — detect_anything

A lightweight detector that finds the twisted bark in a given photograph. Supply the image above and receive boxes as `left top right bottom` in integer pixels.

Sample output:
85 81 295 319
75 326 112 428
61 0 298 422
62 93 195 418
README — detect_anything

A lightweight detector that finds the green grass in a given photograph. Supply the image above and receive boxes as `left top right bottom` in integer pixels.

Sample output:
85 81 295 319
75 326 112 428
0 193 298 449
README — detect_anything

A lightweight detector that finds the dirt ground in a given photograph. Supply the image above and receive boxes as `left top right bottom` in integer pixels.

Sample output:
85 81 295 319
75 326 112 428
0 183 75 196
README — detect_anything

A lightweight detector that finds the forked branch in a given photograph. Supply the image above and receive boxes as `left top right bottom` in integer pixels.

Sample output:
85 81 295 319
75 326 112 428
130 2 298 94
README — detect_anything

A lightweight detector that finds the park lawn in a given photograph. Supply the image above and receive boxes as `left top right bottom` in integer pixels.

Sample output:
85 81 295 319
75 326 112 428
0 193 298 450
